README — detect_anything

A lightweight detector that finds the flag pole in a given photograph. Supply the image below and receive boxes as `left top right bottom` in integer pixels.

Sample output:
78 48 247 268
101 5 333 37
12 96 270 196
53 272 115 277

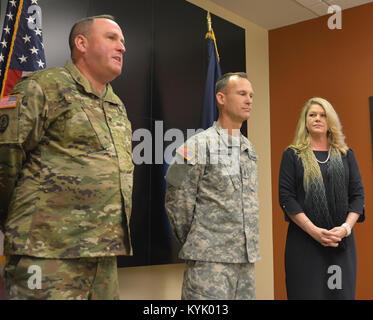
200 11 222 129
207 11 212 32
0 0 24 98
205 11 220 62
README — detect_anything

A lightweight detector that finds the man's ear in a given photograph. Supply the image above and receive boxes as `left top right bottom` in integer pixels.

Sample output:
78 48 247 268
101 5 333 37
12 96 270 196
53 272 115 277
216 92 225 106
74 34 88 54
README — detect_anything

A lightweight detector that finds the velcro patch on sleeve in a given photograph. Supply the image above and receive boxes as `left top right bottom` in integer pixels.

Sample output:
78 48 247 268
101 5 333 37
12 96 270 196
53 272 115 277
177 144 196 161
0 95 19 109
0 95 20 142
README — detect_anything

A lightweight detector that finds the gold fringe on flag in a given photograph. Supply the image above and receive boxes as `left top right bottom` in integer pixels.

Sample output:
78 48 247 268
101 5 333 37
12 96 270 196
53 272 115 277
205 12 220 62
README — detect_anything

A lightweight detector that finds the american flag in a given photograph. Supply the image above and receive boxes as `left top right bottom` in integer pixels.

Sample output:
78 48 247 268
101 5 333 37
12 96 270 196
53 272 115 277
0 0 46 97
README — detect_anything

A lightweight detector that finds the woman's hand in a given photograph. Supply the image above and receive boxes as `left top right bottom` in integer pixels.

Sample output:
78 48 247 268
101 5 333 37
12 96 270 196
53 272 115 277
286 212 347 247
329 226 348 239
307 225 342 247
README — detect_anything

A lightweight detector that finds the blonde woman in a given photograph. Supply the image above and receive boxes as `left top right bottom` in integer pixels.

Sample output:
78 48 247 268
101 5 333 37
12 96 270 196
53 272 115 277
279 97 365 299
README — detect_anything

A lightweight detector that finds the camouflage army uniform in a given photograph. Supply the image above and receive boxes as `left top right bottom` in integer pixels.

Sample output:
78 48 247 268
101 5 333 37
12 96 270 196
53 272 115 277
165 122 260 300
4 255 119 300
0 61 133 299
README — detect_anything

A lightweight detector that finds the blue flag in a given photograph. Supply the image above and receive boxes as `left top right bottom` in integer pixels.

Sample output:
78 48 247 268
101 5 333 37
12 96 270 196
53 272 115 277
200 28 222 129
0 0 46 97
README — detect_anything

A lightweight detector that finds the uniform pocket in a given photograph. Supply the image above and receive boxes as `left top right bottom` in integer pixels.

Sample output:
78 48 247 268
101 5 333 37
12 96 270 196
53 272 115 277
242 159 258 192
208 152 241 191
4 255 24 294
59 94 111 157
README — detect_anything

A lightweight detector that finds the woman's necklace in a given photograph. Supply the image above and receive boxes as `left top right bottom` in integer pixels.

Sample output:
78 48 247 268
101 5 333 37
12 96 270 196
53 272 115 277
315 148 330 164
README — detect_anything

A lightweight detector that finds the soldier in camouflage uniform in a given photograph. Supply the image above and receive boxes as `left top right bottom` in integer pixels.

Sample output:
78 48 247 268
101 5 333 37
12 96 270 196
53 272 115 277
0 15 133 299
165 73 260 300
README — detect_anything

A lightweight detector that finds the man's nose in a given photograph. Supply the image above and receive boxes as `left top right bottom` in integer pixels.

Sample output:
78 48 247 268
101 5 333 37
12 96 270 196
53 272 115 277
118 42 126 53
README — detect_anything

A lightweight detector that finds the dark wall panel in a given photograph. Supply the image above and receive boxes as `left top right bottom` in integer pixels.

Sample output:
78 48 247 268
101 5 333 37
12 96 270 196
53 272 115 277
149 0 246 266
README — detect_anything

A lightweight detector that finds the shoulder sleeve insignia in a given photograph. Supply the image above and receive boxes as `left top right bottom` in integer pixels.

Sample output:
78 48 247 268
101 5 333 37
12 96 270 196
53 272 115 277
0 114 9 133
0 95 19 109
177 144 196 161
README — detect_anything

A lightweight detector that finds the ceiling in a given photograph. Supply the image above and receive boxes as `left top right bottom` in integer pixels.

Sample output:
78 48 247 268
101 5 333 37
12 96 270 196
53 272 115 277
208 0 373 30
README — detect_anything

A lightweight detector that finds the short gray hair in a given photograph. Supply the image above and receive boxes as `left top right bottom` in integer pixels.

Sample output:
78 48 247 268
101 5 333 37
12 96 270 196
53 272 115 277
68 14 116 54
215 72 248 95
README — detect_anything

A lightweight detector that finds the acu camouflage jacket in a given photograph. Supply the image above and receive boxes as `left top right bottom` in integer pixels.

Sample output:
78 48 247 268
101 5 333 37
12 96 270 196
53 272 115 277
0 61 133 258
165 122 261 264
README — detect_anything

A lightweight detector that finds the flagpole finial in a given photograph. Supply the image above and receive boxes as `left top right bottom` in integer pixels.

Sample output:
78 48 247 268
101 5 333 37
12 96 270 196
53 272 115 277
207 11 212 32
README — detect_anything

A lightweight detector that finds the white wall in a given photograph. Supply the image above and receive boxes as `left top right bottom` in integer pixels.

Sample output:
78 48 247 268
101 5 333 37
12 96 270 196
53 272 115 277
119 264 184 300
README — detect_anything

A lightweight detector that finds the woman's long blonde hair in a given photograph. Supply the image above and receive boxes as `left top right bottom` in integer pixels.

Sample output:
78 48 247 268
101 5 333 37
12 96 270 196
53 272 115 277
290 97 348 155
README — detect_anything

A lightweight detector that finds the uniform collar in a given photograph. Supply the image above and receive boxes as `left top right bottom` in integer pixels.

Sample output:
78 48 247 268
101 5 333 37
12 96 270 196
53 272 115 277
212 121 251 152
64 61 123 105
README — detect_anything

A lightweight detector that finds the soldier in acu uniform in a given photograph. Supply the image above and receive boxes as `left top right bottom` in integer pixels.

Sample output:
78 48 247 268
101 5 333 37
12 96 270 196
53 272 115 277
165 72 261 300
0 15 133 299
